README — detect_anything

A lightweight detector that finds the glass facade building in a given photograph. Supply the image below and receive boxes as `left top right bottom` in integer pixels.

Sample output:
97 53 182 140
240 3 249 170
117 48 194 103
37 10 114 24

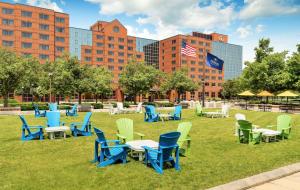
69 27 92 60
212 41 243 80
135 37 159 69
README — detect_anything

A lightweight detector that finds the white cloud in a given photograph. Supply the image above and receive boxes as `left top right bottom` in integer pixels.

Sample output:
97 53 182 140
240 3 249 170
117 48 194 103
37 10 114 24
85 0 236 38
236 25 252 38
26 0 63 12
255 24 264 33
240 0 300 20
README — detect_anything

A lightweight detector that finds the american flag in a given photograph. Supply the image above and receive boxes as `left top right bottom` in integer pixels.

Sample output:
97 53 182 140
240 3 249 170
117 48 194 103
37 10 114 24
181 41 196 57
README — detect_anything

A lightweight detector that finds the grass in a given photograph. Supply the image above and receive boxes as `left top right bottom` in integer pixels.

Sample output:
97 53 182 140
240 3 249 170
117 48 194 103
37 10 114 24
0 109 300 190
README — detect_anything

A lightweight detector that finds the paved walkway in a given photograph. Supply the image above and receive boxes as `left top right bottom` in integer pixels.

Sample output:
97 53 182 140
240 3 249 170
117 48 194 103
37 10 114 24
248 172 300 190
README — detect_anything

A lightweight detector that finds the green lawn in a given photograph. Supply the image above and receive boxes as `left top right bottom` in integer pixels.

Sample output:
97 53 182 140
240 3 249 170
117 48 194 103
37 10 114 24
0 109 300 190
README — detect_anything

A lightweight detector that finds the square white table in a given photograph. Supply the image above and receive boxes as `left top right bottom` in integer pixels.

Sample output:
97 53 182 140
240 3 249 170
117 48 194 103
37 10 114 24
159 113 171 122
45 126 70 140
253 128 281 142
126 140 159 161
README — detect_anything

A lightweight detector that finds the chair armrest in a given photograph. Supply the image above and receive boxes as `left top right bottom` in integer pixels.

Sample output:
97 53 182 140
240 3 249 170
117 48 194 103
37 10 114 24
105 140 121 144
134 132 145 137
29 126 43 129
142 146 160 153
70 122 83 126
102 144 129 149
116 134 127 140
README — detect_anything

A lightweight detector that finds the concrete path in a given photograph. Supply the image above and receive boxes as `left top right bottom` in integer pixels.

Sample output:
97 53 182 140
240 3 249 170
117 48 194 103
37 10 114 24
248 172 300 190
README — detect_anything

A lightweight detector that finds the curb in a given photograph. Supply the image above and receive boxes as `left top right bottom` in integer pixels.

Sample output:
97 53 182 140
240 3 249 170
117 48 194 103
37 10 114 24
207 162 300 190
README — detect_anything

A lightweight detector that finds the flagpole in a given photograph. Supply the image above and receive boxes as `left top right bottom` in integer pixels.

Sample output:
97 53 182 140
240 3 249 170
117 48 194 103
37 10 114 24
202 52 206 107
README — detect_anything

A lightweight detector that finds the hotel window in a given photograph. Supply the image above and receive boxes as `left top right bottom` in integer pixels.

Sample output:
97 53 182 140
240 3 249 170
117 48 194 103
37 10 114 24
218 76 222 80
199 55 204 59
119 45 124 49
2 40 13 47
97 50 103 54
55 37 65 42
191 75 195 78
199 41 204 46
211 83 216 86
108 58 114 63
108 65 114 70
172 46 176 51
39 24 49 30
113 26 120 33
85 49 92 54
211 70 216 74
128 46 133 51
118 52 124 56
85 57 91 62
39 44 49 50
22 32 32 38
172 53 176 58
96 57 103 62
136 55 141 58
2 19 14 25
118 66 123 71
172 40 176 44
21 11 32 17
108 36 114 41
190 68 195 72
198 75 203 79
198 68 203 72
191 61 196 65
198 61 204 65
128 53 133 57
211 92 216 97
182 60 187 64
22 21 32 28
22 42 32 49
55 27 65 33
39 54 49 60
39 13 49 20
118 59 124 63
2 8 13 14
97 42 103 47
128 39 133 44
172 60 176 65
205 76 209 80
118 38 124 43
2 30 13 36
55 17 65 23
108 51 114 56
40 34 49 40
191 40 196 44
205 69 209 73
218 70 222 74
108 44 114 49
211 76 216 80
172 67 176 71
97 35 103 39
56 47 64 52
205 42 210 47
199 48 204 52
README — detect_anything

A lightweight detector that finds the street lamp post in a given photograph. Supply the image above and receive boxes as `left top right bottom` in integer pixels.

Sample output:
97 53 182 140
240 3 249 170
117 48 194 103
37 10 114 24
201 78 205 107
48 73 53 103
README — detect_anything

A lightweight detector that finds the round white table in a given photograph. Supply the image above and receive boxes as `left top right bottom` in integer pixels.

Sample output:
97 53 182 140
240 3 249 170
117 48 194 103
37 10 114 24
253 128 281 142
126 140 159 161
45 126 70 139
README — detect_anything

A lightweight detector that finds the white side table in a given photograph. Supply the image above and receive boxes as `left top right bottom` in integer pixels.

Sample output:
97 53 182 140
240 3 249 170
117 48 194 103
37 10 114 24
45 126 70 140
126 140 159 161
159 113 171 122
253 128 281 142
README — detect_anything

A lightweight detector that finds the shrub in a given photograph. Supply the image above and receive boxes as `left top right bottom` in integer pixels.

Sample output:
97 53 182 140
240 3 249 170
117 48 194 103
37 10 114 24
92 103 103 109
123 102 130 108
156 102 174 107
143 102 157 107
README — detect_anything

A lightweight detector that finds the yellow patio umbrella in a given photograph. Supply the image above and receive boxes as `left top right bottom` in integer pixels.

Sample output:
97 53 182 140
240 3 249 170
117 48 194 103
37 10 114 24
277 90 299 104
257 90 274 111
238 90 255 110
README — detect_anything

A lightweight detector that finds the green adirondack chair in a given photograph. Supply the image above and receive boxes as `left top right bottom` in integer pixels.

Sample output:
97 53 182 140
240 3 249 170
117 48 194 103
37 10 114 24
195 102 203 116
177 122 192 155
267 115 292 140
116 118 145 143
237 120 262 145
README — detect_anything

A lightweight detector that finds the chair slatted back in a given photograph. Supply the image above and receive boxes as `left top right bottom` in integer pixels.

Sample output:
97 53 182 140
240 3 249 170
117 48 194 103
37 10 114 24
116 118 134 141
158 132 181 161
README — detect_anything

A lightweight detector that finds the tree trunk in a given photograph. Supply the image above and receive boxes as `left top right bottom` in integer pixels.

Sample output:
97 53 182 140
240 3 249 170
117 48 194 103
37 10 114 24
101 95 104 103
57 96 60 105
134 94 137 104
177 91 181 104
78 92 82 105
95 94 98 103
3 93 9 107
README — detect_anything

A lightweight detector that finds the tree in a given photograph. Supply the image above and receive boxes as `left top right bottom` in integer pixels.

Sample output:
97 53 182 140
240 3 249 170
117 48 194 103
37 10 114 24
286 48 300 91
161 68 198 103
92 66 113 103
221 78 242 99
0 48 25 107
119 59 161 104
297 44 300 54
254 38 274 62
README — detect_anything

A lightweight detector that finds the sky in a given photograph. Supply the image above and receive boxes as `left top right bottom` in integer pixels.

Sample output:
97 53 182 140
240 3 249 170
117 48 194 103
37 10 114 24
5 0 300 62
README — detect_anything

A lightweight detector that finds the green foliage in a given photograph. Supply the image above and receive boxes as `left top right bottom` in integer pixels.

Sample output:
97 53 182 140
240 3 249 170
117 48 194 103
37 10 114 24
161 68 198 102
221 79 242 99
119 59 161 103
91 103 103 109
92 66 113 102
254 38 274 62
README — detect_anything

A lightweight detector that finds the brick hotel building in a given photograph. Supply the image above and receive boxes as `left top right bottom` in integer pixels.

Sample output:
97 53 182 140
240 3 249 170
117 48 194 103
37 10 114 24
0 2 242 102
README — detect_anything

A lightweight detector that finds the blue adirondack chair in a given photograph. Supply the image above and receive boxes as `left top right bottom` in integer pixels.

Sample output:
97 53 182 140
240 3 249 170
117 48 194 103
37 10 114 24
19 115 43 141
143 131 181 174
70 112 92 137
33 104 46 118
46 111 65 127
66 104 78 116
144 105 160 122
169 105 182 120
49 103 58 111
92 127 128 167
